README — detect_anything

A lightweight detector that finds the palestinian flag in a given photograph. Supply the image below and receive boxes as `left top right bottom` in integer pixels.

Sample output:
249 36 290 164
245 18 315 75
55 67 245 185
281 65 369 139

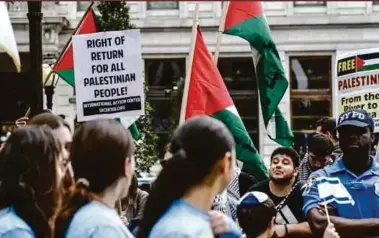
53 7 97 87
183 25 268 180
223 2 293 147
53 5 140 140
0 2 21 72
356 53 379 72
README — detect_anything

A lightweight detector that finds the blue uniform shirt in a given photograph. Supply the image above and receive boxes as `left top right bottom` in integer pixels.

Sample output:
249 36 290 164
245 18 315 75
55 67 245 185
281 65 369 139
303 157 379 219
65 200 134 238
0 207 34 238
149 199 242 238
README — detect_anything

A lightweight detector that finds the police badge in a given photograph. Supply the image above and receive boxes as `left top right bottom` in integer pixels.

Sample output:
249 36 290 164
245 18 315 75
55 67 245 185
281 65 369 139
303 175 318 194
375 182 379 197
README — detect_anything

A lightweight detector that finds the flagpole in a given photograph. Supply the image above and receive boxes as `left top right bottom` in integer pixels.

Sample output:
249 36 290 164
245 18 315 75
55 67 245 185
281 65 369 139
54 1 95 69
324 203 331 224
213 1 229 65
375 140 379 162
179 2 200 124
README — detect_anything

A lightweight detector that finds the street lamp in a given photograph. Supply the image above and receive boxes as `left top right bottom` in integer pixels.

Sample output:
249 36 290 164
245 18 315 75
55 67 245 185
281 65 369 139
42 64 58 110
27 2 43 116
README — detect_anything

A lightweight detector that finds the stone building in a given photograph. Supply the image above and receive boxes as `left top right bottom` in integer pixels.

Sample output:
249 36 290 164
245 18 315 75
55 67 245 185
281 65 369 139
2 1 379 164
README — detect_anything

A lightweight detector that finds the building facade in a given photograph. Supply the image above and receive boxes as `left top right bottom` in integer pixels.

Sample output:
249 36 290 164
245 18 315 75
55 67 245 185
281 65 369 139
3 1 379 164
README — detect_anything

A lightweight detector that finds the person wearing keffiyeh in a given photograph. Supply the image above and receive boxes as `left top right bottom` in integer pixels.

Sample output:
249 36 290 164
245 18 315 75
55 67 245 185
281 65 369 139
212 168 240 221
298 133 333 182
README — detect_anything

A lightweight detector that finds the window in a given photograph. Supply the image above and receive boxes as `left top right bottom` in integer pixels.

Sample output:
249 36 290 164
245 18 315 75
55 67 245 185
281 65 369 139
290 55 332 156
294 1 326 7
218 58 257 91
145 58 184 157
145 58 185 89
77 1 91 11
147 2 179 10
218 57 259 151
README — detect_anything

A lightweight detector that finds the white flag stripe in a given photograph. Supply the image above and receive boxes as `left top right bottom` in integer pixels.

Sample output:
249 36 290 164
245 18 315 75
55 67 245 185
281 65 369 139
0 2 21 72
364 58 379 66
225 105 240 118
316 177 355 205
119 116 139 129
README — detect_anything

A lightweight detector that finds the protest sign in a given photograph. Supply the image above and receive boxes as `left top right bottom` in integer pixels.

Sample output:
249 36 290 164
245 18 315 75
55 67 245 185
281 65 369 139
335 48 379 132
72 29 144 122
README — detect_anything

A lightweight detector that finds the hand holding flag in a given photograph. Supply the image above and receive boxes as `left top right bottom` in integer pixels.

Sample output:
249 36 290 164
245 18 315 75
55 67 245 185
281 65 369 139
315 176 355 224
316 177 355 206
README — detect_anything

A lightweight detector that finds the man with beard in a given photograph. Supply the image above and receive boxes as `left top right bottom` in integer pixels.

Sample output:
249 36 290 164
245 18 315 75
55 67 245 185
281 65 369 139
249 147 312 237
303 109 379 237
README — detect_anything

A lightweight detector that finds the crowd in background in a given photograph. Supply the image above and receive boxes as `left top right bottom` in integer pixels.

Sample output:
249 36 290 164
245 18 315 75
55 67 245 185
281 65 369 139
0 108 378 237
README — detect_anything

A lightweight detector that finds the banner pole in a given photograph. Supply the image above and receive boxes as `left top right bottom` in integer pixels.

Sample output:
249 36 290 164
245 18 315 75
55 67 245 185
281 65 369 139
179 3 200 124
213 1 229 65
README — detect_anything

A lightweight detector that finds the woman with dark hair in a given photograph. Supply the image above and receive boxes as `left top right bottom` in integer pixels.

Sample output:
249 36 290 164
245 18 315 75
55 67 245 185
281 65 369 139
53 119 135 238
28 112 74 190
121 174 149 234
0 125 62 237
28 112 72 174
138 116 242 238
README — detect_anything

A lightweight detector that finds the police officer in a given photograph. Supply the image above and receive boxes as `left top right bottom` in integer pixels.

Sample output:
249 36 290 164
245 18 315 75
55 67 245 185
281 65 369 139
303 109 379 237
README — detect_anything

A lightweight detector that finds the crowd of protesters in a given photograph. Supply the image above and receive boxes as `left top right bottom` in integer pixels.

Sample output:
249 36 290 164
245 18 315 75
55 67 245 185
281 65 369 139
0 108 378 237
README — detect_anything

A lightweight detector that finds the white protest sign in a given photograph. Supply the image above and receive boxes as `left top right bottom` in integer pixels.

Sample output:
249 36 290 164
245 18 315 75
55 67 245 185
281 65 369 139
72 29 144 122
335 48 379 132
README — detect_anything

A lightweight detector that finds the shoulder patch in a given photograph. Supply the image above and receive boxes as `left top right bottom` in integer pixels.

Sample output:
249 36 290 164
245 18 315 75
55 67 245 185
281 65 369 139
302 175 319 194
375 182 379 197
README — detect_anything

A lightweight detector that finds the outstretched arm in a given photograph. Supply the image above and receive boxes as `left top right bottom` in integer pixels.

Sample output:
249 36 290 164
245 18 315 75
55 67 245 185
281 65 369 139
307 208 379 238
274 222 312 237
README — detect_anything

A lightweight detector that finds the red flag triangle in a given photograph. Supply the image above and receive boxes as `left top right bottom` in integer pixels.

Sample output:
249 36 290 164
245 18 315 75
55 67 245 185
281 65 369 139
224 1 264 31
185 26 233 119
54 8 97 71
356 56 365 71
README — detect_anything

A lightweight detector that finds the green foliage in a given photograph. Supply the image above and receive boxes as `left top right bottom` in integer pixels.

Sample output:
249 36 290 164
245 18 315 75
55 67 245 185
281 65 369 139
97 1 134 31
97 1 159 174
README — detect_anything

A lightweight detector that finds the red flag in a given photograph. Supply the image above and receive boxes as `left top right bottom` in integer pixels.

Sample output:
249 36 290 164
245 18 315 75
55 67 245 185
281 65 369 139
185 26 233 119
182 25 268 179
53 7 97 86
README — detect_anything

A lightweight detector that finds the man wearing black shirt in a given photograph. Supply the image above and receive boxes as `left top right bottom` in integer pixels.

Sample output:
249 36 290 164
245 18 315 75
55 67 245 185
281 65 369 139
249 147 312 237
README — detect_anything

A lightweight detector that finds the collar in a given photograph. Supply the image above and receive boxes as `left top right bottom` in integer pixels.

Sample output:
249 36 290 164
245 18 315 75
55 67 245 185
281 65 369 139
0 207 11 217
328 156 379 176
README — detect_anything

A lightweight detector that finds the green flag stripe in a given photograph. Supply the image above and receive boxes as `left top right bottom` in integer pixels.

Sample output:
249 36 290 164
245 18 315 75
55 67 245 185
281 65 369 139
56 69 75 87
360 64 379 72
225 16 286 125
128 122 140 141
212 109 268 181
224 15 294 147
272 108 293 147
115 118 140 141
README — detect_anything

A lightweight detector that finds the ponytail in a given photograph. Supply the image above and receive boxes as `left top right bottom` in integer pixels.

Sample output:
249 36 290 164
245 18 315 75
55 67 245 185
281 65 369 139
138 116 235 238
54 179 95 238
54 120 135 237
138 149 216 238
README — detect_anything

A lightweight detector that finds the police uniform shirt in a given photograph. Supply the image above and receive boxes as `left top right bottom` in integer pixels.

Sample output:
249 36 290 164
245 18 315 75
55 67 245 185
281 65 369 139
303 157 379 219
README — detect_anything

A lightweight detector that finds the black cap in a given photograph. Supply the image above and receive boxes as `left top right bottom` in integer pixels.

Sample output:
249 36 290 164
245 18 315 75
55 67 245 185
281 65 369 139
336 109 374 131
